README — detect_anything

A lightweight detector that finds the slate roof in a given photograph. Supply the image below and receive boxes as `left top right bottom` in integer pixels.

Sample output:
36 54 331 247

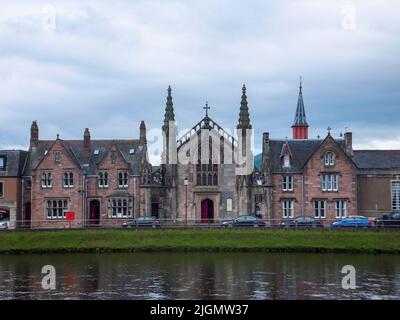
0 150 28 177
268 138 347 173
23 139 146 176
354 150 400 170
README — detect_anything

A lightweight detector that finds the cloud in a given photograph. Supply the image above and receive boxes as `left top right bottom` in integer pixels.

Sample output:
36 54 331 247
0 0 399 164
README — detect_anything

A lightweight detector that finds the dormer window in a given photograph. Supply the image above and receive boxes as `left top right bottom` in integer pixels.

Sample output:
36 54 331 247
324 152 335 167
0 156 6 171
283 154 291 168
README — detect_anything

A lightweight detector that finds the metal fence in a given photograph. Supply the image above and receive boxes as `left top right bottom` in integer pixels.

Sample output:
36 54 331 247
3 217 400 232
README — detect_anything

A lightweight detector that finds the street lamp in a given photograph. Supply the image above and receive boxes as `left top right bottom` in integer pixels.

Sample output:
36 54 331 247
184 177 189 227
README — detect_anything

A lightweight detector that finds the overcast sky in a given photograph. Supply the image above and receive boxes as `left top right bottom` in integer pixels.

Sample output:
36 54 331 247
0 0 399 164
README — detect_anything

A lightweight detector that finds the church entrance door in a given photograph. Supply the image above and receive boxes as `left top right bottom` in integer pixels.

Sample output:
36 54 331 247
201 199 214 223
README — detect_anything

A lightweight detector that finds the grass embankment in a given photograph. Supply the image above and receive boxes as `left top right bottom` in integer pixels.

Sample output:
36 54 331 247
0 229 399 254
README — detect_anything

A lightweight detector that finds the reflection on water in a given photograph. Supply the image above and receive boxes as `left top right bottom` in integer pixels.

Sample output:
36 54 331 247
0 253 399 300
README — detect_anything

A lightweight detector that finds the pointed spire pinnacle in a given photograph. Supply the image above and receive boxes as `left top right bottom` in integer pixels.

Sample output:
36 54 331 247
237 84 252 129
292 77 308 127
163 85 175 129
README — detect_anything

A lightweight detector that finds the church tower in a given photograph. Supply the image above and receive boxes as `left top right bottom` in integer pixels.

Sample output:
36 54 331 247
292 78 309 139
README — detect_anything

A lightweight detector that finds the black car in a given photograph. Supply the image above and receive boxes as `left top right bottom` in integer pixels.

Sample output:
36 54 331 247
280 216 324 229
375 213 400 228
122 216 161 228
222 215 266 228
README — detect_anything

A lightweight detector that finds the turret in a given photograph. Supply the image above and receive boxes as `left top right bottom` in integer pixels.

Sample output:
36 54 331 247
292 77 309 139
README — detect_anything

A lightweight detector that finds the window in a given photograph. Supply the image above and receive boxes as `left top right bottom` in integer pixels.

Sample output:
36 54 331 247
335 200 347 218
54 151 61 163
0 156 6 170
282 200 294 218
324 152 335 166
392 181 400 210
118 172 129 188
108 198 133 218
41 172 52 188
321 174 339 191
213 174 218 186
63 172 74 188
255 194 263 203
0 181 3 197
98 172 109 188
282 176 294 191
46 199 68 219
227 198 233 212
283 154 291 168
314 200 326 218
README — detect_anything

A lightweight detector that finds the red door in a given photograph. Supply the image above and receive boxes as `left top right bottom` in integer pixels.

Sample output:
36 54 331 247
201 199 214 223
89 200 100 225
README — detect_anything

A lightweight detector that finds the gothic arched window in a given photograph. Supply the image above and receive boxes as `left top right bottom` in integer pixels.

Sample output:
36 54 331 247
213 174 218 186
208 173 212 185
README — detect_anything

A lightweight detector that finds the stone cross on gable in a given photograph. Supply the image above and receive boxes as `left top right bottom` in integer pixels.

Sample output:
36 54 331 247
203 102 210 117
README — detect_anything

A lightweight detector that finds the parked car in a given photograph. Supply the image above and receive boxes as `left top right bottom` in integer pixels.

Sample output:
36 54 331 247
280 216 324 229
331 216 374 229
222 215 265 228
375 213 400 228
0 209 9 230
122 216 161 228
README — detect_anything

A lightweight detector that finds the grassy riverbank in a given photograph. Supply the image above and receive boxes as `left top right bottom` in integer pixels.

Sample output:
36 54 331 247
0 229 399 254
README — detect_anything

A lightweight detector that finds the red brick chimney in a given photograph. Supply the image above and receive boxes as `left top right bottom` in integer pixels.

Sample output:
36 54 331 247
140 121 146 144
30 121 39 149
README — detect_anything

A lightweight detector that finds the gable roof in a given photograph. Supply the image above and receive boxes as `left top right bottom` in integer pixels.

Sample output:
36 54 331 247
269 139 321 173
268 137 348 173
177 116 238 151
0 150 28 177
354 150 400 170
23 139 145 176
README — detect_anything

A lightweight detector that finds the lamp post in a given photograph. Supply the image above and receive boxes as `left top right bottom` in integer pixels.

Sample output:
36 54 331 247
184 177 189 227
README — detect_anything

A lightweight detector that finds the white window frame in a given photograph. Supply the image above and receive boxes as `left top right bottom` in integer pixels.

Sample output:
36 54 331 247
391 181 400 211
41 172 52 188
335 200 348 218
63 172 74 188
46 199 68 219
321 174 339 192
98 172 109 188
314 200 326 219
324 152 336 166
118 171 129 188
282 176 294 191
281 200 294 218
108 198 133 218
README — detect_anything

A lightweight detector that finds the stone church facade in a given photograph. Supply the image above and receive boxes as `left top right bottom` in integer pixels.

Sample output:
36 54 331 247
154 85 261 223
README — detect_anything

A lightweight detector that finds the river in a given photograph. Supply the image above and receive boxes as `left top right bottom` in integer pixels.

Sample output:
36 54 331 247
0 253 399 300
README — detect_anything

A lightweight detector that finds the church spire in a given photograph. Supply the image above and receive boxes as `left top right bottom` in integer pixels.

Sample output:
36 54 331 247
163 85 175 130
237 84 252 129
292 77 309 139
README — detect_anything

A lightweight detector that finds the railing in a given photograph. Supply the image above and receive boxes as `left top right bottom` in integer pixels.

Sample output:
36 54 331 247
3 217 400 232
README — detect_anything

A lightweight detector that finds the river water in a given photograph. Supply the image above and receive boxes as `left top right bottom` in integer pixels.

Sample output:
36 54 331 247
0 253 399 300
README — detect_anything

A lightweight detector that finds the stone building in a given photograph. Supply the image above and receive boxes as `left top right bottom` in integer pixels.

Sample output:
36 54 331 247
21 120 152 228
0 150 28 229
3 80 400 229
157 85 260 222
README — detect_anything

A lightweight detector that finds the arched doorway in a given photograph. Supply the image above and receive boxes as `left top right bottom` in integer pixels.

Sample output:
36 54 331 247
89 200 100 225
201 199 214 223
